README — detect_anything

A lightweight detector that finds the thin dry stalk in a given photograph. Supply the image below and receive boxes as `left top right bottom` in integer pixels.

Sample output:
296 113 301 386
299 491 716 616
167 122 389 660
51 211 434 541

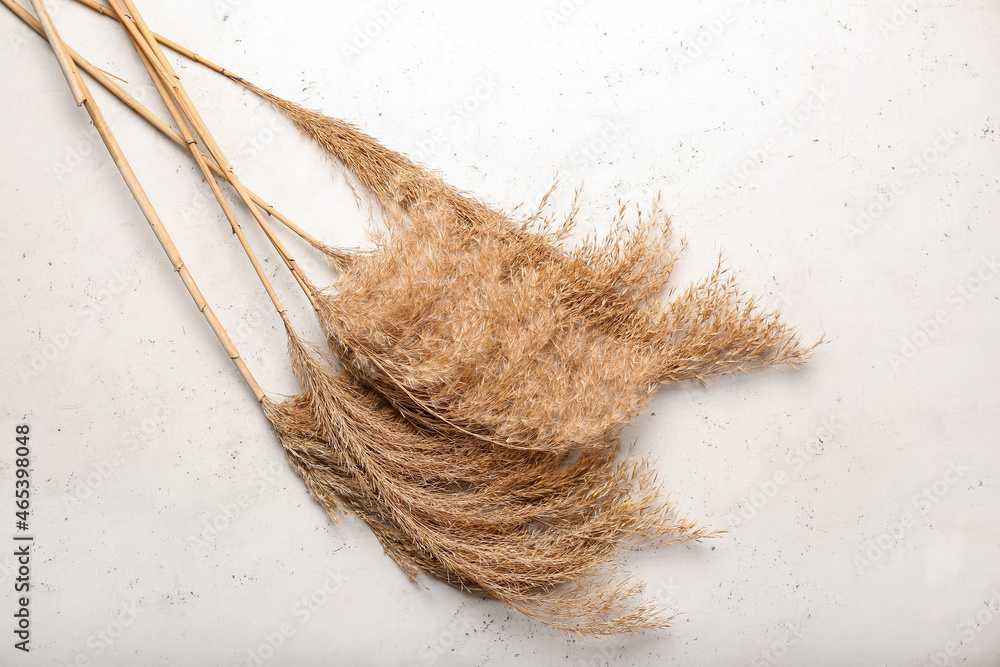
106 0 326 311
2 0 350 267
123 18 290 321
22 0 264 403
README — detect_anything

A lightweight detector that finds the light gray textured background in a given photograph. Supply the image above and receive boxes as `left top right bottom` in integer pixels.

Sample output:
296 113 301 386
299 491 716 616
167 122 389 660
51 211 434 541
2 1 999 665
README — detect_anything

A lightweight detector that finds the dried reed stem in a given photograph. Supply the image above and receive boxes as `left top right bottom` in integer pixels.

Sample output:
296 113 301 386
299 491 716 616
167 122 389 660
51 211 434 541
125 21 289 320
28 0 85 103
23 0 265 402
1 0 349 267
106 0 324 313
73 0 275 99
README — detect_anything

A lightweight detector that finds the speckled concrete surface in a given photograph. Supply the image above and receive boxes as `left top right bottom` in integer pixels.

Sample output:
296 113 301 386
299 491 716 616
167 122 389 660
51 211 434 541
2 1 999 665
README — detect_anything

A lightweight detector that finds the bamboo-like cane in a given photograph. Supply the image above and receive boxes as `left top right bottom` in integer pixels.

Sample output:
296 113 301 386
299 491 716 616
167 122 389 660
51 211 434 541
104 0 321 312
72 0 272 98
121 17 291 322
28 0 85 103
0 0 347 266
24 0 265 403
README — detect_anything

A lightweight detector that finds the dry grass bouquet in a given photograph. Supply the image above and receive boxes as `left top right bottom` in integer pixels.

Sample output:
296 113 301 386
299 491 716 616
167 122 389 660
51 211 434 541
7 0 817 635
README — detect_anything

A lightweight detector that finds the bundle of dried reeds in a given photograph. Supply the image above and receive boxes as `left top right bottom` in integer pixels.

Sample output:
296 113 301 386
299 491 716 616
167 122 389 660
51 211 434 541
67 12 814 452
10 0 818 635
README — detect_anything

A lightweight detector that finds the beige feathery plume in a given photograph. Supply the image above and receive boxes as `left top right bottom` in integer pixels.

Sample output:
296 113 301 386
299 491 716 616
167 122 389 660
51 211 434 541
264 95 816 452
265 322 713 635
63 2 817 453
20 0 821 635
